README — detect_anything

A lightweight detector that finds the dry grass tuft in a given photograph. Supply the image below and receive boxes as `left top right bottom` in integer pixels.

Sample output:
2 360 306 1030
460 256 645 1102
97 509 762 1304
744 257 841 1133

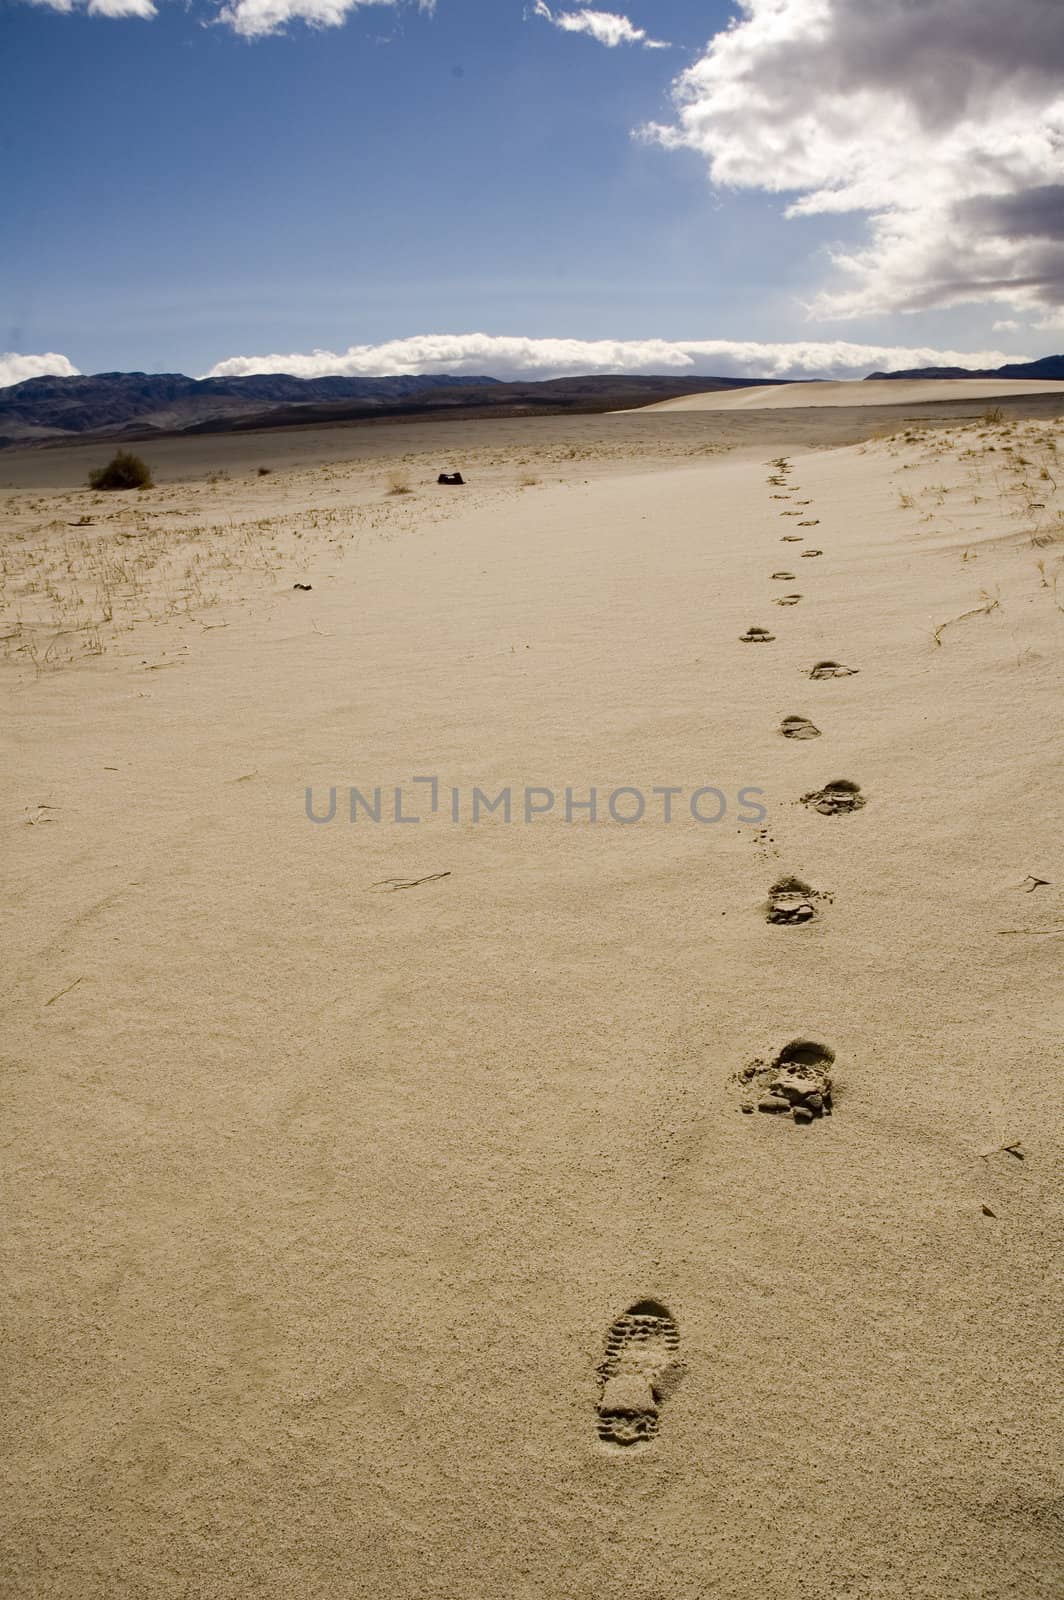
87 451 153 492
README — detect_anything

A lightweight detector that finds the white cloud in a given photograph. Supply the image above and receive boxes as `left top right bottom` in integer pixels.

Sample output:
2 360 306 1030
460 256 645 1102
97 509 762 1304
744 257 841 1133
0 351 81 389
992 319 1023 333
90 0 158 14
215 0 420 39
532 3 669 50
29 0 158 14
204 332 1027 382
646 0 1064 319
25 0 432 32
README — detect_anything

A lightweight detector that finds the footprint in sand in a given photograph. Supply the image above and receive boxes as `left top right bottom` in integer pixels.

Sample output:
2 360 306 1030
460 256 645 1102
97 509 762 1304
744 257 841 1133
798 520 820 527
781 510 804 517
780 714 820 739
802 778 866 815
597 1301 682 1448
774 593 802 606
741 626 776 643
771 571 796 580
736 1038 836 1123
800 549 823 559
766 874 819 924
781 534 803 543
809 660 858 678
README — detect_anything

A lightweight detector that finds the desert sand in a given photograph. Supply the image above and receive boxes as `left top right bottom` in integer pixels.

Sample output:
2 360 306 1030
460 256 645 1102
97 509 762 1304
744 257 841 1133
2 392 1063 1599
642 376 1064 411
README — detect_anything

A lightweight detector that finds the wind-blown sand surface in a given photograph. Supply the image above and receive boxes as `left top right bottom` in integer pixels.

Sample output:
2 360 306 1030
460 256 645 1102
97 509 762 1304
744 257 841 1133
3 401 1063 1598
642 376 1064 411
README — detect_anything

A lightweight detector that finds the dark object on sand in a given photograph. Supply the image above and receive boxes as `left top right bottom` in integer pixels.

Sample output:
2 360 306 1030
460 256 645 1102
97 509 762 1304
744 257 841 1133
293 582 313 591
437 472 465 485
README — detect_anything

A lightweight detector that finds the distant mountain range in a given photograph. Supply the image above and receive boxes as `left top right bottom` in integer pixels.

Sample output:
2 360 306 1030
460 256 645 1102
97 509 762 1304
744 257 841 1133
2 357 1061 447
0 370 790 446
0 371 498 444
865 355 1064 380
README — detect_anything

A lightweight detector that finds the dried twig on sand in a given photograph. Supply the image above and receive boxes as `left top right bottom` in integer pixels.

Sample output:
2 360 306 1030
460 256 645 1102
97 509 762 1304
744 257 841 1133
932 590 1000 646
372 872 452 892
44 977 84 1007
980 1140 1025 1161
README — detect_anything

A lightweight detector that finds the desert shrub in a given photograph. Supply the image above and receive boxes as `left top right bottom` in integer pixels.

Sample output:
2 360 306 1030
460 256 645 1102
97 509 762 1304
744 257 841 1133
387 471 412 495
88 450 153 491
257 465 272 476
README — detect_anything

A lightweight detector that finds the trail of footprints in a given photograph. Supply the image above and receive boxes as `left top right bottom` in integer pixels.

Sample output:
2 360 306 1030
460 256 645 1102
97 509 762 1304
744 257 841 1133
750 457 866 831
595 458 866 1451
750 464 862 1129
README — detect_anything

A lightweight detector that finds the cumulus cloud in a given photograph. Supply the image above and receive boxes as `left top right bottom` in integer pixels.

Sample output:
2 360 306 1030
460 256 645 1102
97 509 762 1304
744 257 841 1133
89 0 158 13
216 0 428 39
646 0 1064 318
532 3 669 50
204 332 1026 382
25 0 431 33
29 0 158 14
0 351 80 388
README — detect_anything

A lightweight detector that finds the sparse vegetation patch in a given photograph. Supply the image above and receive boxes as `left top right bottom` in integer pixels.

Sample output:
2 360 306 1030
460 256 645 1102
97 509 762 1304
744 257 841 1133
87 451 153 491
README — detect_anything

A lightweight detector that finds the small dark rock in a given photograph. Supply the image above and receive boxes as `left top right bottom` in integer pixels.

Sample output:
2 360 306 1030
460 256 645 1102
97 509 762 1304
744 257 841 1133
758 1095 791 1114
792 1106 814 1124
293 582 313 591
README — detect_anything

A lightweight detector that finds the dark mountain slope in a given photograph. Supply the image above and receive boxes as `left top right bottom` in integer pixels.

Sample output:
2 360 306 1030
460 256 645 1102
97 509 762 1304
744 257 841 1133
866 355 1064 381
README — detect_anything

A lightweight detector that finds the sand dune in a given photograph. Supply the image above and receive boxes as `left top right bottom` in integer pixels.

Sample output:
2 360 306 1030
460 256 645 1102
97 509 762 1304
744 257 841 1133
641 376 1064 411
3 403 1063 1599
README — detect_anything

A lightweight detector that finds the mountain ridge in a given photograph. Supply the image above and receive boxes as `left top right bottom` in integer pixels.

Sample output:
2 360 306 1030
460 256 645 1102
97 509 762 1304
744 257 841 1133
865 355 1064 381
3 358 1061 447
0 370 790 445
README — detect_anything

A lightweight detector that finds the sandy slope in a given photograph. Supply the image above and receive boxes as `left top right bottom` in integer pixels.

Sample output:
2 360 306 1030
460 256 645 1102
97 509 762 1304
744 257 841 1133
642 376 1064 411
2 408 1063 1600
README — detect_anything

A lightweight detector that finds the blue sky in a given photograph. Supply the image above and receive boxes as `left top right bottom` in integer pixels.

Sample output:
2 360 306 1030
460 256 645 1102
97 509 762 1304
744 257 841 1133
2 1 1062 382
